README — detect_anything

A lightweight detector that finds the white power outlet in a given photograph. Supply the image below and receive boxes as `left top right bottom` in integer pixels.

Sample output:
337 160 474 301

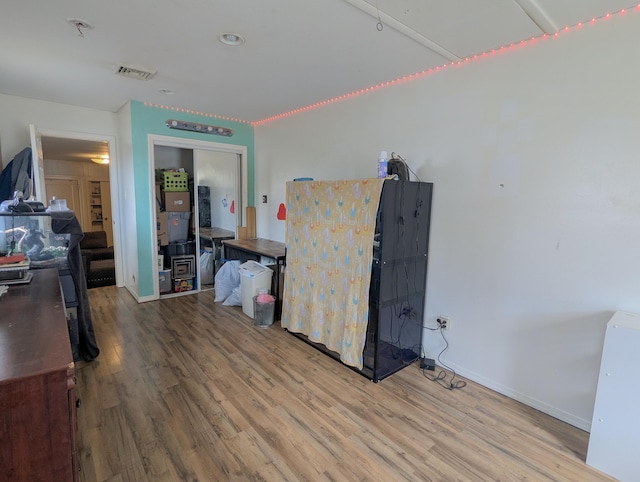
437 316 450 330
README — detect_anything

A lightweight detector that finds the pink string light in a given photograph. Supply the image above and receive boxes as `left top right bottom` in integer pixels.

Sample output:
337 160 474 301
257 5 639 126
142 101 250 125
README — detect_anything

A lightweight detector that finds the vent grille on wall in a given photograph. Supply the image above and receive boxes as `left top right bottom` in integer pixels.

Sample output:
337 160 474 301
115 65 157 81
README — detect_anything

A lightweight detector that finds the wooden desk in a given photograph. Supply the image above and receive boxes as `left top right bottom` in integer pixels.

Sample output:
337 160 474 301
199 227 236 275
222 238 286 320
0 268 78 481
199 226 235 244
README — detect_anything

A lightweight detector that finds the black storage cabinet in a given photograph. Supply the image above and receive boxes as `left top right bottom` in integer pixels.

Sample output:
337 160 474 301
289 180 433 382
363 180 433 381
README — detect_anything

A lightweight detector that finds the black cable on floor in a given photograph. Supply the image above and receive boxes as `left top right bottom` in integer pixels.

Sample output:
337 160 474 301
422 325 467 391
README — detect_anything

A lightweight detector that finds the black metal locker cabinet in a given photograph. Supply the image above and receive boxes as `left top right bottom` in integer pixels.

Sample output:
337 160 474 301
363 180 433 382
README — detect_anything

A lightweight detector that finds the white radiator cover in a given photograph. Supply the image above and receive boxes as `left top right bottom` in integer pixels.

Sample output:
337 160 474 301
587 311 640 482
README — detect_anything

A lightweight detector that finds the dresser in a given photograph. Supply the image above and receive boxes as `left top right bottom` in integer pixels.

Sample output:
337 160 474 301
0 268 78 481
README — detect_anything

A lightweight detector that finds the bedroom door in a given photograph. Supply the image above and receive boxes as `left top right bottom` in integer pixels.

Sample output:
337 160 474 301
44 178 81 214
193 149 239 233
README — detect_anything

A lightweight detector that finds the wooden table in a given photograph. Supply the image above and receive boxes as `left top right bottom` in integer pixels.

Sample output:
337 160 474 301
199 226 236 276
222 238 286 320
199 226 236 244
0 268 78 481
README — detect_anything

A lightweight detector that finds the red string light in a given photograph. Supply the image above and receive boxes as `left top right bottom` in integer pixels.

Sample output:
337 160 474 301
249 5 637 126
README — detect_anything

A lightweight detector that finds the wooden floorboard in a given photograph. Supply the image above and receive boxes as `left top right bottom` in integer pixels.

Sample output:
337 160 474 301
75 286 614 482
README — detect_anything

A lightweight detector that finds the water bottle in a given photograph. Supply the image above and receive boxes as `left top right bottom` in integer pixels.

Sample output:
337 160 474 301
377 151 388 178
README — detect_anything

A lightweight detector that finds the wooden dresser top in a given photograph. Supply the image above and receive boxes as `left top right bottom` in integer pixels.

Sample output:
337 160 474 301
0 268 72 382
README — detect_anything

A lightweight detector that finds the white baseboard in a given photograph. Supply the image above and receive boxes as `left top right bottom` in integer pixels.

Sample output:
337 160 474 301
438 359 592 432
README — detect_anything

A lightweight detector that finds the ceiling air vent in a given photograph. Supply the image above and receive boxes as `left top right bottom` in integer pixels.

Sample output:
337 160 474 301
115 64 157 81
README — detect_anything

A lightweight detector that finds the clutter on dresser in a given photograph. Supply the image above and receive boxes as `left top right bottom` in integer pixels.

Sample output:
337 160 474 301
0 256 31 284
0 209 101 360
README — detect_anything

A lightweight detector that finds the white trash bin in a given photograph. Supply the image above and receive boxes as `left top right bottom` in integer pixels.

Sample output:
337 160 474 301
239 260 273 318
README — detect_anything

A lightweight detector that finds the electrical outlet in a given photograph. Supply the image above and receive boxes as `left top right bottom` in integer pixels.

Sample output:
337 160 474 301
437 316 450 330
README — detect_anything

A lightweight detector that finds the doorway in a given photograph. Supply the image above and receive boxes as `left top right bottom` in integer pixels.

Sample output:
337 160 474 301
30 127 121 286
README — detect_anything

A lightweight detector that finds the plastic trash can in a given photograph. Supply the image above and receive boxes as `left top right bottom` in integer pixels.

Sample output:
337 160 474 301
253 294 276 328
239 260 273 318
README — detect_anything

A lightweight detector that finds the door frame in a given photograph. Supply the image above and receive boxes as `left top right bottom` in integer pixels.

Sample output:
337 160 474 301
148 134 247 298
31 127 122 286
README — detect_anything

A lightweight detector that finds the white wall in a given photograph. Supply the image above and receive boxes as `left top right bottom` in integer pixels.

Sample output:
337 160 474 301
254 13 640 429
154 145 193 172
0 94 118 168
0 93 130 291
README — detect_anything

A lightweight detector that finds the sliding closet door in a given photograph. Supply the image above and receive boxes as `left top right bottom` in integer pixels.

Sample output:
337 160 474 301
194 149 239 233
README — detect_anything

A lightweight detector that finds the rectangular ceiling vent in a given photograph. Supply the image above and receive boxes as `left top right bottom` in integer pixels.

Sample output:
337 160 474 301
115 64 157 81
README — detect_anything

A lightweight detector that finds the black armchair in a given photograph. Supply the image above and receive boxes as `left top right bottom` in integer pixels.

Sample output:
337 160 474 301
80 231 115 288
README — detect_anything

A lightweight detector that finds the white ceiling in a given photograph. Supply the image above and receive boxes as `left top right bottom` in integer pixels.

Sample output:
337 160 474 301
1 0 634 128
40 136 110 163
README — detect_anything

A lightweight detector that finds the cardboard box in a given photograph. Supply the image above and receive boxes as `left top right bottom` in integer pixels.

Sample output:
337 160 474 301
163 191 190 212
157 212 169 246
155 182 162 213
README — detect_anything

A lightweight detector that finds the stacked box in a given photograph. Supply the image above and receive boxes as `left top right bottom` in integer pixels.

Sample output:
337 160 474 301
157 213 169 246
163 171 189 192
173 278 194 292
171 255 195 278
166 241 195 257
171 254 195 292
163 191 190 212
167 212 191 243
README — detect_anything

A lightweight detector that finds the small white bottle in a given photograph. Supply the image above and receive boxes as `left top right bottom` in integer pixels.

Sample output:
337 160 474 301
377 151 388 178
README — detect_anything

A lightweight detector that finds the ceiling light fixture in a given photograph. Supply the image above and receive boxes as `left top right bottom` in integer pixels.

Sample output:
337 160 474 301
166 119 233 137
91 156 110 165
219 32 245 46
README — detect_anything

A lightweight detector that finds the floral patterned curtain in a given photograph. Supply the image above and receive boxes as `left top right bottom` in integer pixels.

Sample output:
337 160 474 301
282 178 384 369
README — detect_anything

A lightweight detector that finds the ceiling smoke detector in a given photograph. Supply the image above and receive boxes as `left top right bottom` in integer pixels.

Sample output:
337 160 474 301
115 64 157 81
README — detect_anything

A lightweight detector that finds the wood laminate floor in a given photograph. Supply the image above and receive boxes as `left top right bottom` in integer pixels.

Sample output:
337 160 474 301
76 286 614 482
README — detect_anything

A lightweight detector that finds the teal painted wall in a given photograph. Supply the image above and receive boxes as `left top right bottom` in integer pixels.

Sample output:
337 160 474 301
130 101 254 297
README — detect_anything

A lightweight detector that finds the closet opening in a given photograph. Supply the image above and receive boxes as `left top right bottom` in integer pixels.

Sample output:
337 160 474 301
149 135 247 299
